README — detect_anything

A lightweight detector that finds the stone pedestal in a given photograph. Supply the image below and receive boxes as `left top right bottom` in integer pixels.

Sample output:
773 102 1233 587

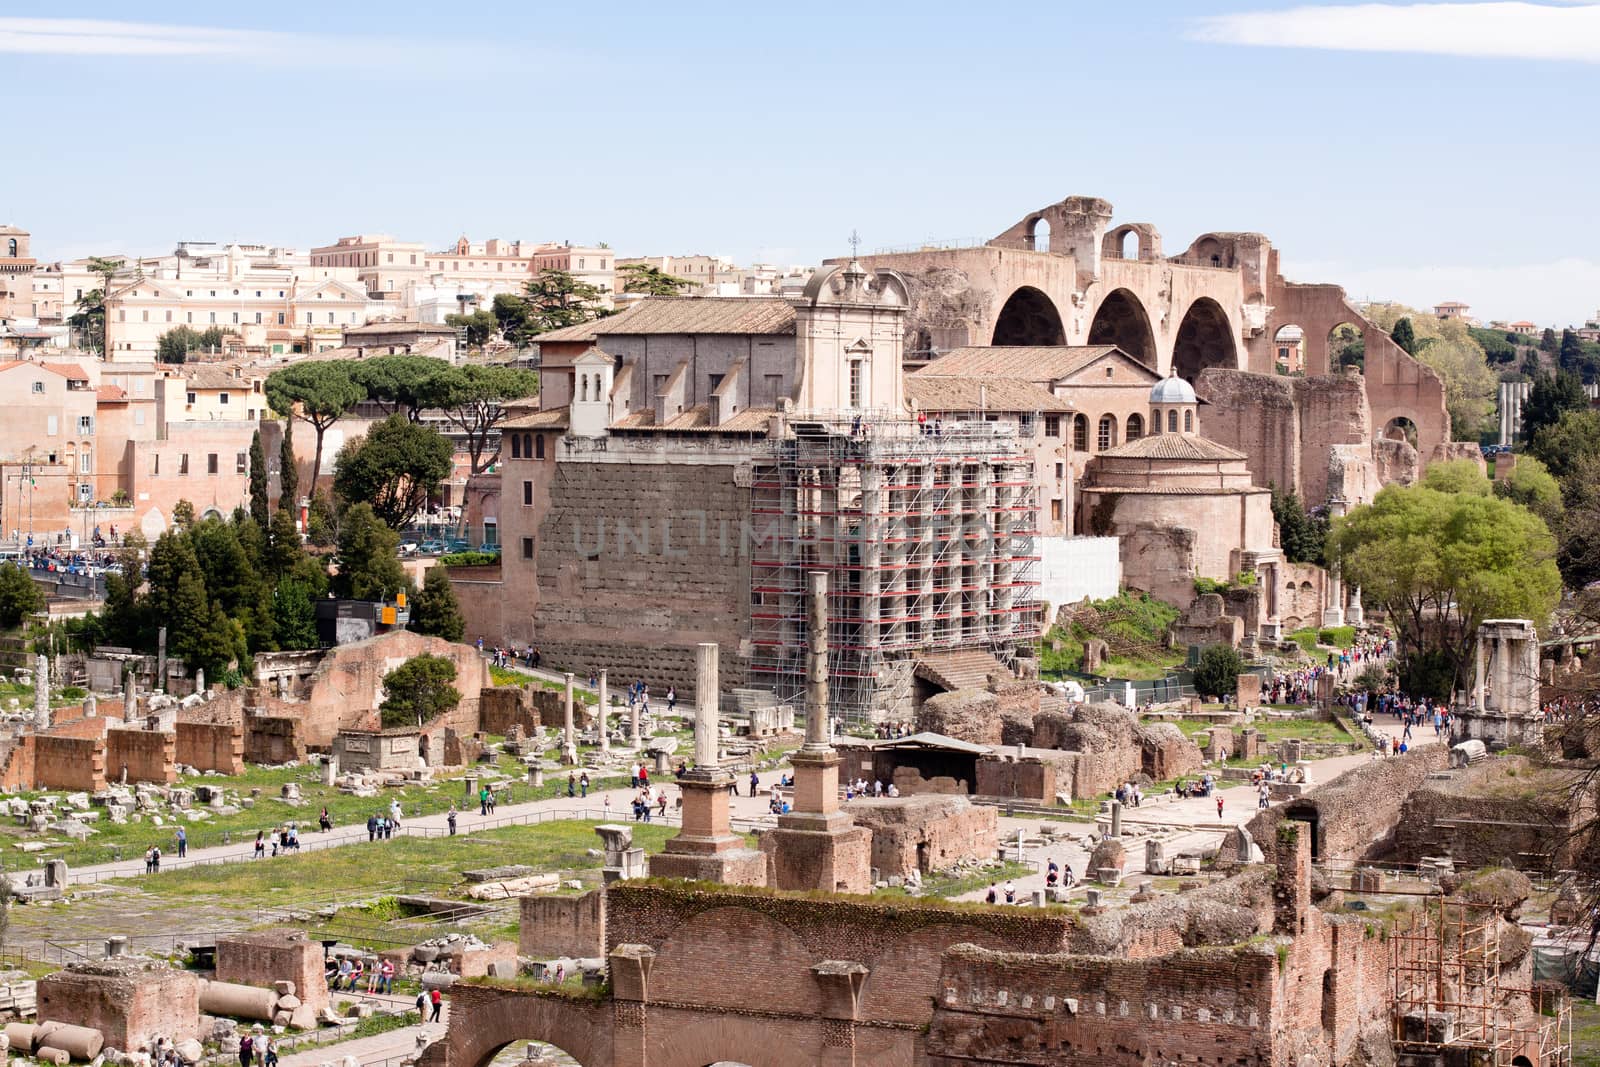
528 763 544 788
647 771 765 885
766 747 870 894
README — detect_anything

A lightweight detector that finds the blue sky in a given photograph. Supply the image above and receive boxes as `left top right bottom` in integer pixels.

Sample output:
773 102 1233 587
5 2 1599 324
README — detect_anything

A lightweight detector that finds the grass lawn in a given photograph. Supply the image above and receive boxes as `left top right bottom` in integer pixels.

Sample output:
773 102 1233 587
1573 1000 1600 1067
1173 717 1354 745
119 820 679 909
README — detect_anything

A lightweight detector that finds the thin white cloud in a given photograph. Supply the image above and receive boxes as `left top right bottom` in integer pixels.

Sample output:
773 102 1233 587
1281 255 1600 327
1190 2 1600 63
0 18 300 57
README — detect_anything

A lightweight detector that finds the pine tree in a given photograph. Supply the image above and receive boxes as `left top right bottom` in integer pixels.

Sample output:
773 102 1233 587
332 504 409 601
410 567 465 642
266 508 305 581
166 570 212 669
271 579 319 650
249 430 270 527
278 420 299 513
1389 317 1417 356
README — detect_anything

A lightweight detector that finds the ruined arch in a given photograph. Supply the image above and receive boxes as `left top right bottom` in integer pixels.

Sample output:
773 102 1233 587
1087 288 1157 369
992 286 1065 346
1027 215 1051 253
1383 415 1419 448
1329 321 1364 373
1272 324 1305 375
440 990 611 1067
1172 297 1238 380
1102 223 1161 263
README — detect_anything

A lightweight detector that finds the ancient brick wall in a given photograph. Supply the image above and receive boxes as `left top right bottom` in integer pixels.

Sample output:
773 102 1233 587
0 734 33 791
520 890 606 959
846 796 998 878
244 714 304 763
479 686 564 735
1279 562 1328 632
444 562 503 647
38 963 202 1050
34 731 106 792
1380 760 1574 871
174 719 243 774
975 755 1055 803
529 458 753 695
215 930 329 1014
917 689 1002 745
105 726 176 785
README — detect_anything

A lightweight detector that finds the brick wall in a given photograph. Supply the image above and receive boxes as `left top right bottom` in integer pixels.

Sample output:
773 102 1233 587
244 714 305 763
479 686 564 735
175 718 244 774
216 930 329 1014
38 964 201 1050
105 726 176 785
34 732 106 791
520 891 606 959
846 797 999 878
975 755 1055 803
444 562 502 647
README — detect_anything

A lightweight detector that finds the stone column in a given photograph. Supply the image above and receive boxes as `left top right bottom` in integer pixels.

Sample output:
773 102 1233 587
694 642 719 768
322 757 337 786
84 692 97 718
1110 799 1123 839
1495 635 1510 714
1322 500 1347 627
805 570 830 750
156 626 167 689
562 672 577 763
33 654 48 728
1346 586 1364 627
630 699 642 749
122 668 136 721
597 670 610 753
194 668 205 696
1474 634 1487 709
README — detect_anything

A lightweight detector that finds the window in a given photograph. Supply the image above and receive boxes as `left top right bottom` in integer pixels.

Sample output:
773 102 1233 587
1044 415 1060 437
409 254 416 265
150 454 159 475
236 452 248 474
255 312 262 325
522 480 533 506
118 309 126 322
186 391 197 405
232 312 239 324
708 373 724 394
1072 414 1088 452
134 409 145 426
511 435 521 459
256 291 262 298
387 253 394 263
208 312 216 324
141 310 149 322
79 453 91 473
219 392 230 405
187 312 193 324
1151 408 1161 433
78 415 94 435
521 536 533 560
1167 409 1178 433
522 433 533 456
1126 413 1144 441
278 312 286 325
1050 499 1062 523
206 453 218 474
534 435 546 460
30 381 42 394
327 312 334 324
166 310 173 322
1097 415 1117 451
849 360 864 408
305 312 312 324
1055 463 1064 481
179 453 189 475
1184 409 1193 432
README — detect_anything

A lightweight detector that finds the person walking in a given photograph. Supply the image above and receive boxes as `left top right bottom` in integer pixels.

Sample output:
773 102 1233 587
749 771 760 798
567 772 576 798
238 1031 254 1067
175 827 187 859
261 1036 277 1067
478 786 489 816
447 807 458 836
253 831 266 859
1216 795 1225 820
428 987 443 1023
579 772 589 798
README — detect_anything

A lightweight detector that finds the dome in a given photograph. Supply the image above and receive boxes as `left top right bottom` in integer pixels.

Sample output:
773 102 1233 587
1149 374 1197 405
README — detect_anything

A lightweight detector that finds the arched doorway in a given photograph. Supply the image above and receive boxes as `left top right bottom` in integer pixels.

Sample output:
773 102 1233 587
1383 416 1418 448
1273 324 1305 375
1125 413 1144 441
1172 298 1238 380
1027 216 1050 253
1087 288 1157 369
1330 322 1364 373
992 286 1065 346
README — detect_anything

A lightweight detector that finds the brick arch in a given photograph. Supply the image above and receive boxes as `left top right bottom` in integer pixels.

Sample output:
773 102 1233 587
651 906 822 1016
429 986 611 1067
858 923 998 1023
1172 296 1240 380
1087 287 1157 369
992 285 1066 346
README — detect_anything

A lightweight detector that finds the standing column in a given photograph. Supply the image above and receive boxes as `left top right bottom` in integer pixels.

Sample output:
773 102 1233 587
33 654 48 729
695 642 719 768
597 670 610 753
562 672 577 763
1322 499 1347 628
805 570 830 750
1474 634 1487 710
1496 635 1511 714
630 698 642 749
122 667 136 722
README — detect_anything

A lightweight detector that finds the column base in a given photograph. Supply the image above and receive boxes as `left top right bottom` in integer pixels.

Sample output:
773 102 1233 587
763 820 872 894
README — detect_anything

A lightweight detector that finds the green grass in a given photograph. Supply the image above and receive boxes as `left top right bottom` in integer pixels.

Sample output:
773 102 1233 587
1285 626 1358 653
119 820 678 908
1174 717 1354 745
1041 590 1180 678
876 861 1033 900
1572 1000 1600 1067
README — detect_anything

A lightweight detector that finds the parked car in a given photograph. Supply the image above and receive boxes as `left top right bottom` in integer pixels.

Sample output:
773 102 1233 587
397 541 419 556
444 537 470 553
419 539 446 555
478 542 501 555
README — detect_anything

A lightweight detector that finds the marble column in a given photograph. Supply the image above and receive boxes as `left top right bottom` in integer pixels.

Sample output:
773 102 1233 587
562 672 577 763
33 654 48 728
695 642 719 768
597 670 610 753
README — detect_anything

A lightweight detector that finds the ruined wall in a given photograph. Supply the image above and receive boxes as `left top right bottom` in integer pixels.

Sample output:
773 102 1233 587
244 714 304 764
174 718 244 775
1379 759 1576 872
916 689 1001 745
37 963 202 1050
975 755 1056 803
34 730 106 792
1278 562 1328 633
444 562 503 648
479 686 563 736
105 726 176 785
529 457 753 695
215 930 330 1015
1114 524 1197 607
846 796 998 878
520 890 606 959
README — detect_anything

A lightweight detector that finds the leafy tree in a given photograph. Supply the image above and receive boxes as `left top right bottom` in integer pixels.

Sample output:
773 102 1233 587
265 362 365 492
1360 303 1497 442
350 354 445 422
1541 327 1559 353
278 419 299 512
524 269 609 333
379 654 460 728
1330 483 1560 697
1557 453 1600 591
1560 328 1585 373
418 365 540 474
156 325 231 364
1522 370 1588 445
306 493 337 549
445 308 498 347
332 504 410 601
1269 485 1327 566
1390 317 1417 356
491 293 536 346
1529 409 1600 482
1194 644 1246 700
1332 324 1364 371
1493 455 1563 533
248 430 269 527
410 566 465 642
1468 326 1518 364
172 499 196 528
1420 459 1491 496
100 537 149 648
190 517 272 652
332 415 454 530
0 564 44 628
271 579 320 651
619 263 693 296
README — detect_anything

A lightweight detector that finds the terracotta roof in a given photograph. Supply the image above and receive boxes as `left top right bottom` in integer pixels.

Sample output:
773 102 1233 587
1095 433 1246 461
610 403 775 434
38 362 90 380
501 406 570 430
177 366 246 390
918 346 1148 382
96 385 127 402
906 374 1074 414
344 321 457 336
539 298 795 344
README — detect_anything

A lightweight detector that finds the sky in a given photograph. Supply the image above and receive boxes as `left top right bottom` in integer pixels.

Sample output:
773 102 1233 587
4 2 1599 326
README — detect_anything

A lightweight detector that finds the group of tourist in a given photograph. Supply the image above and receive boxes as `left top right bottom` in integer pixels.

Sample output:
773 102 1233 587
1113 780 1143 807
842 777 899 800
364 800 406 842
326 954 396 994
478 640 540 670
871 721 917 739
234 1026 277 1067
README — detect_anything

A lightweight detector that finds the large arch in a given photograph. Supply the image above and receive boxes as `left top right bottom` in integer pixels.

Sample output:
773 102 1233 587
1172 297 1238 380
1087 288 1157 369
991 286 1065 346
429 988 611 1067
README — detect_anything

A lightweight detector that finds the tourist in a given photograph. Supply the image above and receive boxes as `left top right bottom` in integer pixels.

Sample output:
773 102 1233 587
348 957 364 993
1216 795 1225 820
335 957 353 991
415 990 427 1017
638 764 649 790
479 785 490 816
886 783 899 797
447 806 458 836
429 987 443 1023
253 831 266 859
261 1036 277 1067
666 686 676 714
238 1030 254 1067
175 826 187 859
567 772 576 798
579 772 590 798
144 845 158 874
749 771 760 798
1003 881 1016 904
320 807 332 832
378 957 396 995
985 883 998 904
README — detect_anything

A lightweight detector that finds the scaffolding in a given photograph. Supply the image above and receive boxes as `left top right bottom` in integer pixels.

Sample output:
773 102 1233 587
748 410 1041 726
1391 900 1571 1067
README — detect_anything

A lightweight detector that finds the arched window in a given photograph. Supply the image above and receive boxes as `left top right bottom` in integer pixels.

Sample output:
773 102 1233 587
1167 409 1178 433
579 375 588 402
510 434 521 459
1097 415 1117 451
1126 413 1144 441
1073 414 1088 452
5 239 15 258
523 433 533 457
1150 408 1161 434
1184 409 1193 433
534 434 546 459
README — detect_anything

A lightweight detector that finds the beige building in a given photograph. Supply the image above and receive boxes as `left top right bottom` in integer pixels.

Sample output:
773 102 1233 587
106 275 371 359
309 235 428 305
0 226 37 324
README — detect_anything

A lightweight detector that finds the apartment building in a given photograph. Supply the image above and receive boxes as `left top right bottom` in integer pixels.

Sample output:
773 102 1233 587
309 235 429 304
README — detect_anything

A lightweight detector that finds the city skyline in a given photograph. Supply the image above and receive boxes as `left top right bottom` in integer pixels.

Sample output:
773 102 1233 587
5 2 1599 324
